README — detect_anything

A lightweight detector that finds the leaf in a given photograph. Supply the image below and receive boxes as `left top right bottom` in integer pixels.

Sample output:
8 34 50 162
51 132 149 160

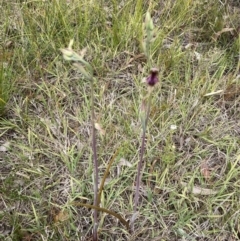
0 141 10 152
73 63 92 80
129 211 139 226
194 51 202 60
22 231 34 241
118 158 132 167
170 124 177 130
54 209 69 223
79 47 87 58
181 182 217 195
117 158 132 177
200 160 210 180
213 28 235 41
204 90 223 96
98 177 112 188
94 123 105 136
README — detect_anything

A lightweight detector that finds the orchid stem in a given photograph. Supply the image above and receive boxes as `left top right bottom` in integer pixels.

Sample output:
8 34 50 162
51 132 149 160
91 79 98 241
133 98 151 215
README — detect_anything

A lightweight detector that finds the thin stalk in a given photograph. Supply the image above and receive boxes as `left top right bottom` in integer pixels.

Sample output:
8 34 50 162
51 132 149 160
91 79 98 241
97 148 120 206
134 99 151 214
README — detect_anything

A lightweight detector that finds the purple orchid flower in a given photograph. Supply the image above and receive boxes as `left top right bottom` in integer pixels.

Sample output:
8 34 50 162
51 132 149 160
146 68 159 86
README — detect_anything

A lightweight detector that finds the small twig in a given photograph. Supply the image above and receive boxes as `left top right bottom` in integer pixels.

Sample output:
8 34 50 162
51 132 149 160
71 202 130 232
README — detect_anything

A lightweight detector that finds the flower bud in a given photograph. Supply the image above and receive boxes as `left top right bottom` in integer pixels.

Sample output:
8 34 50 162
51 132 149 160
60 48 74 61
145 12 154 32
146 68 159 87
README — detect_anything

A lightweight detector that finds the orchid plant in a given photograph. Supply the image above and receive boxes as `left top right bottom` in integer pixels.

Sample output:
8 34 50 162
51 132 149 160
132 12 159 229
60 11 158 239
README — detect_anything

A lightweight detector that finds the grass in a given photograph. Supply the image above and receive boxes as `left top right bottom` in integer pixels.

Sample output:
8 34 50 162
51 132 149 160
0 0 240 240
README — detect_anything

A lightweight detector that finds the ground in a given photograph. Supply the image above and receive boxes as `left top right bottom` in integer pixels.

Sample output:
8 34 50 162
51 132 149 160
0 0 240 240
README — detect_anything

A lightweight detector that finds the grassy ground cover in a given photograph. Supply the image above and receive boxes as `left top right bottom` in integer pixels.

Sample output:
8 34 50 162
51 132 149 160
0 0 240 240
